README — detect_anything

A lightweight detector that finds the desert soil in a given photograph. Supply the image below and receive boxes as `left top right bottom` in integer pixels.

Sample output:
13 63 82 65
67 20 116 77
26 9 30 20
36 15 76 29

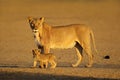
0 0 120 80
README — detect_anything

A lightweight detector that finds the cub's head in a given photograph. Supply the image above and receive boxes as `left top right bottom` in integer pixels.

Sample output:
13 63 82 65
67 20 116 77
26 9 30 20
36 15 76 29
28 17 44 33
32 49 41 58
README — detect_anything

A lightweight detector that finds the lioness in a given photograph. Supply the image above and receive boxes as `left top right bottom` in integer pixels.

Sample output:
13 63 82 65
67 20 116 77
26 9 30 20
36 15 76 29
32 49 57 68
28 17 97 67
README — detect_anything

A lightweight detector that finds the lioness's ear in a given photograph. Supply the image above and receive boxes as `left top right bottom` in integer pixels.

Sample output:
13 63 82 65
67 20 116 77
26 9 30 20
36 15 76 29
28 16 33 22
39 17 44 23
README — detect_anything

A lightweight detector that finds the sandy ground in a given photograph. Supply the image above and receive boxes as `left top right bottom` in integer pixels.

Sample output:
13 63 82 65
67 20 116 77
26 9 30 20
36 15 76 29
0 0 120 80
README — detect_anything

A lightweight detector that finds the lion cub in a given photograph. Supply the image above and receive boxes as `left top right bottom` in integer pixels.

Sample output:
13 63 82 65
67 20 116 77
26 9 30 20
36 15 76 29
32 49 57 68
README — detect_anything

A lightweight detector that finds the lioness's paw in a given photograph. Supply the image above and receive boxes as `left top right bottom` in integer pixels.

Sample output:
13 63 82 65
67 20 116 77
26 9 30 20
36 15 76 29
72 64 78 67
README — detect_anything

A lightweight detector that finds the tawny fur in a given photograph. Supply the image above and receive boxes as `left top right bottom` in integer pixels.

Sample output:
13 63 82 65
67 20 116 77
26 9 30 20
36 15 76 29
32 49 57 68
28 17 97 67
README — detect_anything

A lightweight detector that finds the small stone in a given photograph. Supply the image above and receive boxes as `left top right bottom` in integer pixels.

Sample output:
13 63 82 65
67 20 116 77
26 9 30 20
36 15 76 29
104 55 110 59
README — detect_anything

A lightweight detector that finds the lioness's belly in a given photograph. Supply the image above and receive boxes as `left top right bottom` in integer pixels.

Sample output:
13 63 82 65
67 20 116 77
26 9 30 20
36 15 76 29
50 27 77 49
50 41 76 49
50 33 76 48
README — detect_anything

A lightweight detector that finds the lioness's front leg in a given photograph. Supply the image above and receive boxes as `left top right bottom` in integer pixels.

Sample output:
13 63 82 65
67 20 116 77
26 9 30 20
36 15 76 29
43 46 50 53
39 46 50 68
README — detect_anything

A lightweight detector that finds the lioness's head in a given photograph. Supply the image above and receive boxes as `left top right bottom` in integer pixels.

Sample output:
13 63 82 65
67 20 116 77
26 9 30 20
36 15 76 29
32 49 41 58
28 17 44 33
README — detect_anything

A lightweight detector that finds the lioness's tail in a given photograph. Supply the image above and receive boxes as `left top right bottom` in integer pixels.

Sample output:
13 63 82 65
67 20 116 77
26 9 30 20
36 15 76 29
90 30 98 54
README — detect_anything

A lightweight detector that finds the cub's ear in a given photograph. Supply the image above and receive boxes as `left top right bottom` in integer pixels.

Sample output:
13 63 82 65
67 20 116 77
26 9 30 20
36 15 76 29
32 49 34 53
38 49 40 52
28 16 33 22
39 17 44 23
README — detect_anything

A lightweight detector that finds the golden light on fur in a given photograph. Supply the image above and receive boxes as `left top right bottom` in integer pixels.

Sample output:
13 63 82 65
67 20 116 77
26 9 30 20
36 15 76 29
28 17 97 68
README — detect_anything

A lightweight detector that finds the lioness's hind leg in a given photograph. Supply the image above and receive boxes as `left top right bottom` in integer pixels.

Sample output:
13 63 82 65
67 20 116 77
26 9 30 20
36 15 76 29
72 42 83 67
84 47 93 67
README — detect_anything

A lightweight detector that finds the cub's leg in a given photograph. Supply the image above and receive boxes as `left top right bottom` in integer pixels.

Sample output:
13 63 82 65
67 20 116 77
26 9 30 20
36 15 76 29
49 60 57 68
45 61 48 68
33 61 37 68
40 61 44 68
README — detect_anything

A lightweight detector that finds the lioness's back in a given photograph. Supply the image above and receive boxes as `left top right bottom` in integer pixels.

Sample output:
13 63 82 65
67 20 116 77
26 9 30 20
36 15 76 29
51 24 90 34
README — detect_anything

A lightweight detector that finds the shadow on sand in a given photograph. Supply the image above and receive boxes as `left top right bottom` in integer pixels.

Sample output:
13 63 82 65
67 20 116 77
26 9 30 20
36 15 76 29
93 63 120 69
0 63 120 69
57 62 120 69
0 71 117 80
0 64 119 80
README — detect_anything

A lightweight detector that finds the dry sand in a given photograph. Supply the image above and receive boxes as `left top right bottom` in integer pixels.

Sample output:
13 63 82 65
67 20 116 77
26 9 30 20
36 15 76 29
0 0 120 80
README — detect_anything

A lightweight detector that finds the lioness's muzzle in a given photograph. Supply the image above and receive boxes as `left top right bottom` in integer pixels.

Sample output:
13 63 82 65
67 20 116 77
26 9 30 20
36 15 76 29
32 29 39 33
